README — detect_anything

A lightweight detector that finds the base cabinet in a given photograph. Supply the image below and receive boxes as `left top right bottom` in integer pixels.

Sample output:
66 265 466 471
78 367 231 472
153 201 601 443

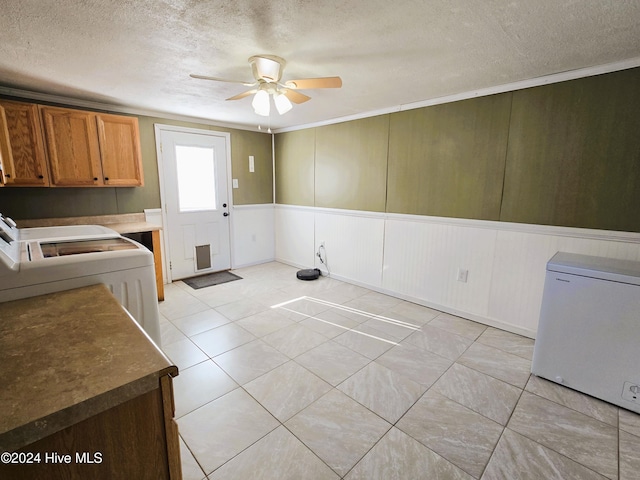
0 376 181 480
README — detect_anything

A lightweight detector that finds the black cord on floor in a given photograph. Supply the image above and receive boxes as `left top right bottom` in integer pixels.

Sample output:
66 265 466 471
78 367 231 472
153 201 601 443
317 244 330 277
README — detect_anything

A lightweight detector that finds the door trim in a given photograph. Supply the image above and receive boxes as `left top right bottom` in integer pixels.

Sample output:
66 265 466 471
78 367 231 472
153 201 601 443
154 124 234 283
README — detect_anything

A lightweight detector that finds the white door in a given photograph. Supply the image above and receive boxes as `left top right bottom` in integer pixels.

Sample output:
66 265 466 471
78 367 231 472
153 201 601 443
158 128 231 281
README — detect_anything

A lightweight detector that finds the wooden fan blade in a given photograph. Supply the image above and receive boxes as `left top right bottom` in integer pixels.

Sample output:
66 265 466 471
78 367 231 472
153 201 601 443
284 77 342 89
226 89 257 101
190 74 256 86
283 89 311 104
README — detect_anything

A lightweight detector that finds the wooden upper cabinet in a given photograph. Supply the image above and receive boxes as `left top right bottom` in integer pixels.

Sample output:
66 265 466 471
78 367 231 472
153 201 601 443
97 114 144 186
40 106 103 186
0 100 50 186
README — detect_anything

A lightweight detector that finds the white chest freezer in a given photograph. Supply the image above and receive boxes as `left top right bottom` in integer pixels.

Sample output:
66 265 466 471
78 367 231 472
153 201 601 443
532 252 640 413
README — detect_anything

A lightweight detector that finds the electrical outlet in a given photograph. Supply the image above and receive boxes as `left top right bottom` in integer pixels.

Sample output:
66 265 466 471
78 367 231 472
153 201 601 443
622 381 640 404
457 268 469 283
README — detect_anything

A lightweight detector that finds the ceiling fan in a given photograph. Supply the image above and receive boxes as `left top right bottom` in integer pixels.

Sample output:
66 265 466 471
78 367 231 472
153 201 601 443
190 55 342 116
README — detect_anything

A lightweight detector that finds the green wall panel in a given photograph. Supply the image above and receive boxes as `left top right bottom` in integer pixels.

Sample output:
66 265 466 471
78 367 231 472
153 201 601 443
386 94 512 219
274 129 315 206
314 116 389 212
500 68 640 232
229 129 273 205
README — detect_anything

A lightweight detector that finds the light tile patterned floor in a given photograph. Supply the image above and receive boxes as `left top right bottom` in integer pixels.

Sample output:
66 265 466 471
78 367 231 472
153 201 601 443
159 262 640 480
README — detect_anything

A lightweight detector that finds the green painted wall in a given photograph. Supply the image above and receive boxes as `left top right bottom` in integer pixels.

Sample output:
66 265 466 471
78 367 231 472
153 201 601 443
274 128 315 206
387 94 511 219
315 116 389 212
0 104 273 220
500 68 640 230
274 66 640 233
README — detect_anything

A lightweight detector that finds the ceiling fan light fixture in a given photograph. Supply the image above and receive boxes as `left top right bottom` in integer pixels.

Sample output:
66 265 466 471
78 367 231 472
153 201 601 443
274 91 293 115
252 89 270 116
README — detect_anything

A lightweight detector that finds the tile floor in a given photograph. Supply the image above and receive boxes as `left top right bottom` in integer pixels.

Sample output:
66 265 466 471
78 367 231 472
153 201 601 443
158 262 640 480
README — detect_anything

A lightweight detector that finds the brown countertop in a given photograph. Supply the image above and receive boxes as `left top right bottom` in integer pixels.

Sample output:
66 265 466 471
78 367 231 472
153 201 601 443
17 213 161 234
0 284 177 453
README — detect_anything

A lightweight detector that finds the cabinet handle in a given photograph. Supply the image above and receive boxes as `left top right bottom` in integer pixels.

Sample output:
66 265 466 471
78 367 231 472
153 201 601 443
4 174 9 178
38 175 44 179
104 177 109 181
93 177 98 181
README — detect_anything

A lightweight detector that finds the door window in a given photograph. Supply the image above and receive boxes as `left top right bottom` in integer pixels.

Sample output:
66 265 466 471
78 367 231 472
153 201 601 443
175 145 217 212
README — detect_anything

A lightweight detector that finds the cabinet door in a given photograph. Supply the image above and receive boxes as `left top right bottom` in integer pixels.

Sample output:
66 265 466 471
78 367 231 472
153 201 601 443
0 100 50 186
41 106 103 186
0 105 12 185
96 114 144 186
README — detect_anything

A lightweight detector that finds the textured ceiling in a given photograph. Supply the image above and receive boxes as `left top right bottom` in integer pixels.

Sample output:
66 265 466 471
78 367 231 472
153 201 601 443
1 0 639 131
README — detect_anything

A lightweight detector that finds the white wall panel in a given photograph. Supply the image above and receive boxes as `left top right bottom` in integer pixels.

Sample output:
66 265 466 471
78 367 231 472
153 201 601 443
232 205 275 268
488 231 640 336
275 205 640 338
383 219 496 316
314 211 385 287
275 206 315 268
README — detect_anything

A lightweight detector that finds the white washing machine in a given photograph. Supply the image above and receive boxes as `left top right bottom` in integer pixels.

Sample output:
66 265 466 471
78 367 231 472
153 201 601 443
532 252 640 413
0 214 161 346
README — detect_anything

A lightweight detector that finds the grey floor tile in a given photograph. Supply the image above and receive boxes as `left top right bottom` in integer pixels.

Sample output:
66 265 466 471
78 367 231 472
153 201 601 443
619 408 640 437
359 314 421 341
159 294 210 321
173 360 238 418
295 340 370 386
171 309 231 337
161 263 628 480
262 323 329 358
312 283 370 304
244 361 332 422
235 309 296 337
384 301 440 325
525 375 618 426
476 327 535 360
338 362 426 423
404 324 474 361
179 437 207 480
190 323 256 357
396 391 503 478
160 320 189 346
376 342 452 387
620 431 640 480
428 312 487 340
346 427 473 480
333 325 398 359
458 342 532 388
214 298 267 321
304 308 362 336
213 339 289 385
161 337 208 370
432 362 522 425
507 391 618 479
482 429 608 480
208 426 339 480
285 389 391 477
178 388 279 475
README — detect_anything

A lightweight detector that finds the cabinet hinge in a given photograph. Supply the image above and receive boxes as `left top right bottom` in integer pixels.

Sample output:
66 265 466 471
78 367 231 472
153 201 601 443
169 261 172 270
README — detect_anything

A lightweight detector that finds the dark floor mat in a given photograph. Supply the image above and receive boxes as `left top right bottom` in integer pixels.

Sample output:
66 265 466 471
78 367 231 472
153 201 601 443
182 271 242 289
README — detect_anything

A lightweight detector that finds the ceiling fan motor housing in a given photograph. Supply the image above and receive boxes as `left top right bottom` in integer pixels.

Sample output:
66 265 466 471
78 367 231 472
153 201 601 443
249 55 286 83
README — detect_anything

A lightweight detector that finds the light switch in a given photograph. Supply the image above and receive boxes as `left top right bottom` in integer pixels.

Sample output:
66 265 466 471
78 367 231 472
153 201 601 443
249 155 255 173
232 178 239 189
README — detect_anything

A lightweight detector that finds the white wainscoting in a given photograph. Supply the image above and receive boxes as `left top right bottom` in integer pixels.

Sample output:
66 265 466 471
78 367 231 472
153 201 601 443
231 204 276 268
275 204 640 338
275 205 315 269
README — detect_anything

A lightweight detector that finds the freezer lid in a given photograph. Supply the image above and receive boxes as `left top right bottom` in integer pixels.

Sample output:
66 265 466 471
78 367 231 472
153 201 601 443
547 252 640 286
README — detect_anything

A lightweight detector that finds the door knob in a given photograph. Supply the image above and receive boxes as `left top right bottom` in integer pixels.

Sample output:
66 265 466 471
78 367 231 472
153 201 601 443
223 212 229 217
223 203 227 208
